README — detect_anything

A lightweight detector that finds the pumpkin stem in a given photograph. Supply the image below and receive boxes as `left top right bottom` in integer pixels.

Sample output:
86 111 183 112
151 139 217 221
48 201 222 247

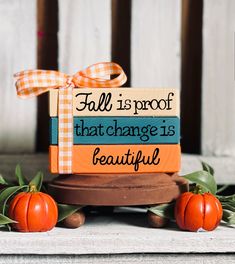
193 185 203 194
29 184 37 193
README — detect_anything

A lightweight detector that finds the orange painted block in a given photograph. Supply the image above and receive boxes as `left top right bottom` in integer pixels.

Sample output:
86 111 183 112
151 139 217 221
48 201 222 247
49 144 181 174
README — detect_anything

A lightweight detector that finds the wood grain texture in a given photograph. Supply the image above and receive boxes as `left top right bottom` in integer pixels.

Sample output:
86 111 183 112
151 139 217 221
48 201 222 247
50 117 180 145
0 214 234 255
131 0 181 88
58 0 111 74
49 144 181 173
202 0 235 156
0 0 36 152
49 88 179 117
0 254 233 264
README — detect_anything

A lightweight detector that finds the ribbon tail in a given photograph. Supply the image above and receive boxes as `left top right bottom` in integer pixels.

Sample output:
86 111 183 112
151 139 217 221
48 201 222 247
58 87 73 174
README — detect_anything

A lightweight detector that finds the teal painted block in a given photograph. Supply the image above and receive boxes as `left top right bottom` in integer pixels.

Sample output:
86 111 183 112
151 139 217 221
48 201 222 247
50 117 180 145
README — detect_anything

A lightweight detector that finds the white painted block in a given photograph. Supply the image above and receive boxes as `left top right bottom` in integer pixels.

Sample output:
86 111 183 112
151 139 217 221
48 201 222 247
49 88 180 117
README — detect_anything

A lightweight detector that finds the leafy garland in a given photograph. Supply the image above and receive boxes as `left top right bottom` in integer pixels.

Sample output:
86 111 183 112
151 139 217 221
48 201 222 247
149 161 235 225
0 162 234 229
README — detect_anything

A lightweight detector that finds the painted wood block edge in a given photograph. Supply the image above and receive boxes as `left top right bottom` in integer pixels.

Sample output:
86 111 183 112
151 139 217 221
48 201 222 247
49 88 179 117
49 144 181 174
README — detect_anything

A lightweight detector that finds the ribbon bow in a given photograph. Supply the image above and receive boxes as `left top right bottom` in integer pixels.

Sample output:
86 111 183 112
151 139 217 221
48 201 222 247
14 62 127 98
14 62 127 174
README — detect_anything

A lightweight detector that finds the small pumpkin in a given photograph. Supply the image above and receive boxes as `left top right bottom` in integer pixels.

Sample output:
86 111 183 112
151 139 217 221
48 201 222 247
8 185 58 232
175 192 222 232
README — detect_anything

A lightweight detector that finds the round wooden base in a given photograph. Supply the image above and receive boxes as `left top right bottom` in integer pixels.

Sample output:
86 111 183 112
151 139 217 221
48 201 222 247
48 173 188 206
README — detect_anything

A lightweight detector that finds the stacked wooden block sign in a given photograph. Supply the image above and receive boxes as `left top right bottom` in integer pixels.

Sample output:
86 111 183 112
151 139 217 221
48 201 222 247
48 88 187 206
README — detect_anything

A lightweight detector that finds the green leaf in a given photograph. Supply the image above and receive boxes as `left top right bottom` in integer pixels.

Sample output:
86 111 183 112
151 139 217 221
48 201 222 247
201 161 214 176
0 214 17 225
222 209 235 225
148 202 175 220
217 194 235 203
182 170 217 194
221 203 235 212
0 185 28 215
57 204 83 222
0 174 9 185
29 171 43 191
15 164 28 186
0 224 11 231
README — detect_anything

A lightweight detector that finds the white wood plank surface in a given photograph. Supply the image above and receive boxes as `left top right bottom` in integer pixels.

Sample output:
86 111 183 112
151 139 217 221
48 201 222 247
0 254 233 264
0 214 234 255
58 0 111 74
0 0 37 153
202 0 235 156
131 0 181 88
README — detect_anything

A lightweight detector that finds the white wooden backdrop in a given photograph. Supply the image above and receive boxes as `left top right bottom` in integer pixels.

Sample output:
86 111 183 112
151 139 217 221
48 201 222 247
202 0 235 156
0 0 235 159
59 0 111 74
131 0 181 88
0 0 36 153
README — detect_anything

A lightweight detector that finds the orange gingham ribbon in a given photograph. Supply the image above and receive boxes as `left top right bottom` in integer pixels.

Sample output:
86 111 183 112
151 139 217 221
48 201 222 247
14 62 127 174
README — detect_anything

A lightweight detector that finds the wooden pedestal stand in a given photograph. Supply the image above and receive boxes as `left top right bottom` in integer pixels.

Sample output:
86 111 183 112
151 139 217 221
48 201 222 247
48 173 188 228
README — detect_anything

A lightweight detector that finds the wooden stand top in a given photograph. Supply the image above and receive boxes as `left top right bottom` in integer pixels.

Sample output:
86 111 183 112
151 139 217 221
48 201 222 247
48 173 188 206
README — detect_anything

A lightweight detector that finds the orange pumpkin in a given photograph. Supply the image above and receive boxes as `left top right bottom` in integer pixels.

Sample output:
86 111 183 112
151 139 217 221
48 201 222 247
8 186 58 232
175 192 223 232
